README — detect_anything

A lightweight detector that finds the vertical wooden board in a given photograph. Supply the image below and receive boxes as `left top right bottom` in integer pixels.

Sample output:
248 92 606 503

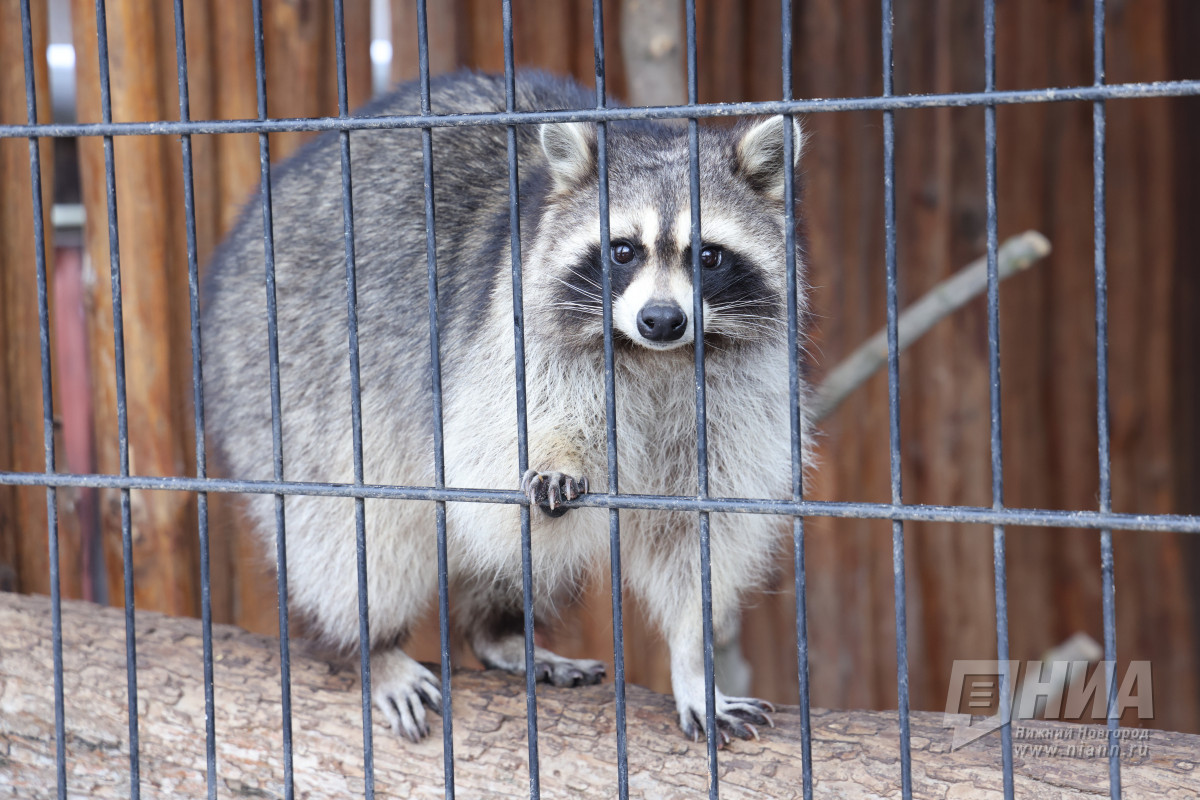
567 0 624 95
731 0 782 104
0 1 17 594
199 0 265 631
790 0 904 713
696 0 744 104
465 0 505 73
995 0 1094 667
70 0 124 608
265 0 332 157
1167 1 1200 697
180 0 220 270
390 0 469 85
345 0 374 108
511 0 572 77
208 0 261 234
0 0 55 597
887 0 997 711
71 0 199 617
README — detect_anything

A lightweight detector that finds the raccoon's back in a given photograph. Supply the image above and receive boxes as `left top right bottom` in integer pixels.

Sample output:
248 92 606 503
200 71 591 487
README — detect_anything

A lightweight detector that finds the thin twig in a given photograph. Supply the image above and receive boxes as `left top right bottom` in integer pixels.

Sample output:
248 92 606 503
811 230 1052 422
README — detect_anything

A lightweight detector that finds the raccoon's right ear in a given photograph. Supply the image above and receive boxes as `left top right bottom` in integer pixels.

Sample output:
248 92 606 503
735 115 806 202
540 122 598 190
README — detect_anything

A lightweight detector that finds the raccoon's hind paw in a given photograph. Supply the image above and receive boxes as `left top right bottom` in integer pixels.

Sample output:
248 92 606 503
371 650 443 743
521 469 589 518
534 655 607 687
677 694 775 748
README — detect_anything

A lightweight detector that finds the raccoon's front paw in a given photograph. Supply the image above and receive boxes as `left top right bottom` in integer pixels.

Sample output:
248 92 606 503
677 692 775 747
521 468 588 518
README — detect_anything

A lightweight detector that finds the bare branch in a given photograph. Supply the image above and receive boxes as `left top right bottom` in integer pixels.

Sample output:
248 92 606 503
810 230 1052 422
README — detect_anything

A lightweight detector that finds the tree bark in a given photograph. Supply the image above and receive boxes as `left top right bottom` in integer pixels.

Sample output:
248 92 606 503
1 592 1196 799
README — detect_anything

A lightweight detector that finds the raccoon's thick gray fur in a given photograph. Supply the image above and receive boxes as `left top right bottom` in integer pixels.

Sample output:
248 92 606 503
202 70 810 744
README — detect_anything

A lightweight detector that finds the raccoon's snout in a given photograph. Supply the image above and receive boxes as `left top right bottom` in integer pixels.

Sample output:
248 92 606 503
637 303 688 342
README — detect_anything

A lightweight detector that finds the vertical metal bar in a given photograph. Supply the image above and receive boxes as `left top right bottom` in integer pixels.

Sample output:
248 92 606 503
683 1 718 796
499 5 540 798
590 2 629 797
413 2 455 796
880 2 912 797
330 2 375 797
780 3 813 798
169 2 217 797
18 3 65 796
1091 2 1120 797
91 1 141 795
249 2 294 796
982 2 1014 798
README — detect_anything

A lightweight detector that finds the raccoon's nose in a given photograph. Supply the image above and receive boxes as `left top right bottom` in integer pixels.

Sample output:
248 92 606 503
637 303 688 342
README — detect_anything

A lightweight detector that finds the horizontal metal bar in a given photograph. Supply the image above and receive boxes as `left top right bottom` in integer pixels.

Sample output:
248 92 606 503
2 79 1197 140
2 471 1197 533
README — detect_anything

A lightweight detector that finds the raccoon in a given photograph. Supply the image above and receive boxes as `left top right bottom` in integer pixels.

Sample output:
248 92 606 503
202 70 809 744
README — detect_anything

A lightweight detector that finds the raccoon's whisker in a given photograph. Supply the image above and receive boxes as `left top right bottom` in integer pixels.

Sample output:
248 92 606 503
551 302 604 316
550 274 602 301
711 296 776 309
564 266 603 290
710 309 787 328
711 308 785 321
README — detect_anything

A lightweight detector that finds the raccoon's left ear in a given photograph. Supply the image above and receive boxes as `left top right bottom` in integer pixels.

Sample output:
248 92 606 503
735 115 806 201
540 122 598 190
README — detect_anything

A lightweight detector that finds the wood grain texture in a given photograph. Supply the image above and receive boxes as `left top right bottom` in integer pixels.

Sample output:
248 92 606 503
4 592 1198 799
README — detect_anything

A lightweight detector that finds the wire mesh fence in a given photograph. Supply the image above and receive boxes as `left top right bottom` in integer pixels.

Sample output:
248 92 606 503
3 1 1200 799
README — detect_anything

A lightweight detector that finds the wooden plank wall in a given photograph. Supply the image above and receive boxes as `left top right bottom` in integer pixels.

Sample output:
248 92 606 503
2 0 1197 737
68 0 371 629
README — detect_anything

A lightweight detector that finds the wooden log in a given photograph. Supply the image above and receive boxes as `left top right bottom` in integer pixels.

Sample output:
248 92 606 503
0 0 57 598
1 591 1196 799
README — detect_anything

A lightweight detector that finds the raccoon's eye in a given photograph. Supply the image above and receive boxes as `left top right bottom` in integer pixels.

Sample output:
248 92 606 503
700 245 724 269
610 241 637 265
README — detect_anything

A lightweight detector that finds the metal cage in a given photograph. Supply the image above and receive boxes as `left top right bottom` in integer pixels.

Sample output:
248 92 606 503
4 0 1200 799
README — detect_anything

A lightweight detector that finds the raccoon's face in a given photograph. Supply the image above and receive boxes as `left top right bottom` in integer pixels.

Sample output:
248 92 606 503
530 115 805 356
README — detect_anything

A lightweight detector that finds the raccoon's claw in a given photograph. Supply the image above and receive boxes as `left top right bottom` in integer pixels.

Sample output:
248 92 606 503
371 652 443 743
534 657 607 687
521 469 589 518
677 695 775 748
